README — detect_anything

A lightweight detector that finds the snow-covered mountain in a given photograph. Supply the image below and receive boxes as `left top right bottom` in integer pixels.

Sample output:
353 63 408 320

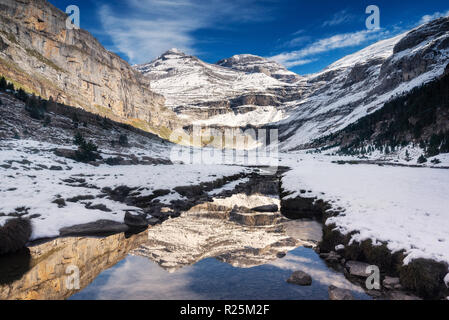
216 54 302 83
135 18 449 150
278 18 449 150
135 49 300 126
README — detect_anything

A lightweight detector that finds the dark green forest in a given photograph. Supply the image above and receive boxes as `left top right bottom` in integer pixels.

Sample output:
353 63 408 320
314 72 449 159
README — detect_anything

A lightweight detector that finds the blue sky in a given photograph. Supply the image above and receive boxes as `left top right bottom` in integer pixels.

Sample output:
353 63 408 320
51 0 449 75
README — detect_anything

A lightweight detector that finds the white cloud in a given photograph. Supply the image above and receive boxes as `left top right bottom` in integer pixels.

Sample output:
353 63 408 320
269 29 386 68
322 10 355 27
419 10 449 25
99 0 270 64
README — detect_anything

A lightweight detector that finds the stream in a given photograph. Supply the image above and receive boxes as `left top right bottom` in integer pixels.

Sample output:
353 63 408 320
0 176 370 300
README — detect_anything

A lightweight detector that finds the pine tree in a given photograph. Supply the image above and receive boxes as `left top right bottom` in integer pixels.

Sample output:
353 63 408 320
417 155 427 164
0 77 7 91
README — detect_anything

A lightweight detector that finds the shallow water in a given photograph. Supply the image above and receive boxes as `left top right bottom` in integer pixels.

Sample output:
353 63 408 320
70 245 369 300
0 185 370 300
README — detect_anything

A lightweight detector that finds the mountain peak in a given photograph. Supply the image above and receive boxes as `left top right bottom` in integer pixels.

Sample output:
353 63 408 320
165 48 185 55
217 54 302 83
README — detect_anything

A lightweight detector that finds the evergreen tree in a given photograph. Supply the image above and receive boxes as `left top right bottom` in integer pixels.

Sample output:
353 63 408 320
25 94 45 120
73 132 101 163
118 134 129 147
16 88 28 102
0 77 7 91
417 155 427 164
73 131 85 146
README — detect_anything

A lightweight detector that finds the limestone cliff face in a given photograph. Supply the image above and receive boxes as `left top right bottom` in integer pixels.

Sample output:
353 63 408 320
0 0 181 137
0 232 148 300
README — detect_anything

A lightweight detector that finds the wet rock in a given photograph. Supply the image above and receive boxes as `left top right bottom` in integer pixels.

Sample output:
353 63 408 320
345 260 371 278
383 276 402 290
328 285 354 300
59 220 129 237
276 252 286 258
320 251 341 263
388 291 422 300
281 196 330 220
251 204 278 212
287 271 312 286
0 219 32 255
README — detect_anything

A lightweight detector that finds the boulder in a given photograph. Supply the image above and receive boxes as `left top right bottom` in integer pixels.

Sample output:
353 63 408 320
328 285 354 300
287 271 312 286
383 276 402 290
345 260 371 277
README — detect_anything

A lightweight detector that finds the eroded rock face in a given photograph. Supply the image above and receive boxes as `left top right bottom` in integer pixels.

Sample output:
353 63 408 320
0 0 181 137
0 231 148 300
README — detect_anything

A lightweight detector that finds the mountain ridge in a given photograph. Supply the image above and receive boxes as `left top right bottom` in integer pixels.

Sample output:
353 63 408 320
0 0 182 139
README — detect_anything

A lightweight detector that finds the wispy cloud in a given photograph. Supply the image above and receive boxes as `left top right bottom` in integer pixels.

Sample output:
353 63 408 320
322 9 355 27
418 9 449 25
270 29 387 68
99 0 270 64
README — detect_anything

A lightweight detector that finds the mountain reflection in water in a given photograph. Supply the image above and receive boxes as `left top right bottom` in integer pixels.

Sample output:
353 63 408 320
0 190 369 300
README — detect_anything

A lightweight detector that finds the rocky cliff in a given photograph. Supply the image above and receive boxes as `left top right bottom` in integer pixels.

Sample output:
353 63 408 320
0 0 181 138
0 232 148 300
136 19 449 150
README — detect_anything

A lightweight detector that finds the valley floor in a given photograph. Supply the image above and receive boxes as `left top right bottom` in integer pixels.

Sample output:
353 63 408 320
280 152 449 268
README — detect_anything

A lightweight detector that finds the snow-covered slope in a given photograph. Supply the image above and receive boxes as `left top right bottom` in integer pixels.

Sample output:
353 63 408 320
216 54 302 83
135 49 298 124
278 18 449 150
135 18 449 150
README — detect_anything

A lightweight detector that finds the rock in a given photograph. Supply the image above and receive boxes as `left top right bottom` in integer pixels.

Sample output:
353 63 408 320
230 210 279 226
251 204 278 212
320 251 341 263
0 218 32 255
0 0 181 137
59 220 129 237
328 285 354 300
345 260 371 277
54 148 76 160
52 198 66 208
388 291 422 300
49 165 63 171
287 271 312 286
124 212 149 228
383 276 402 290
147 217 161 226
399 258 449 299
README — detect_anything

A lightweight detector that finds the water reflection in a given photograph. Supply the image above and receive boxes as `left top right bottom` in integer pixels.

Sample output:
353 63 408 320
0 232 147 300
0 189 369 300
70 247 369 300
